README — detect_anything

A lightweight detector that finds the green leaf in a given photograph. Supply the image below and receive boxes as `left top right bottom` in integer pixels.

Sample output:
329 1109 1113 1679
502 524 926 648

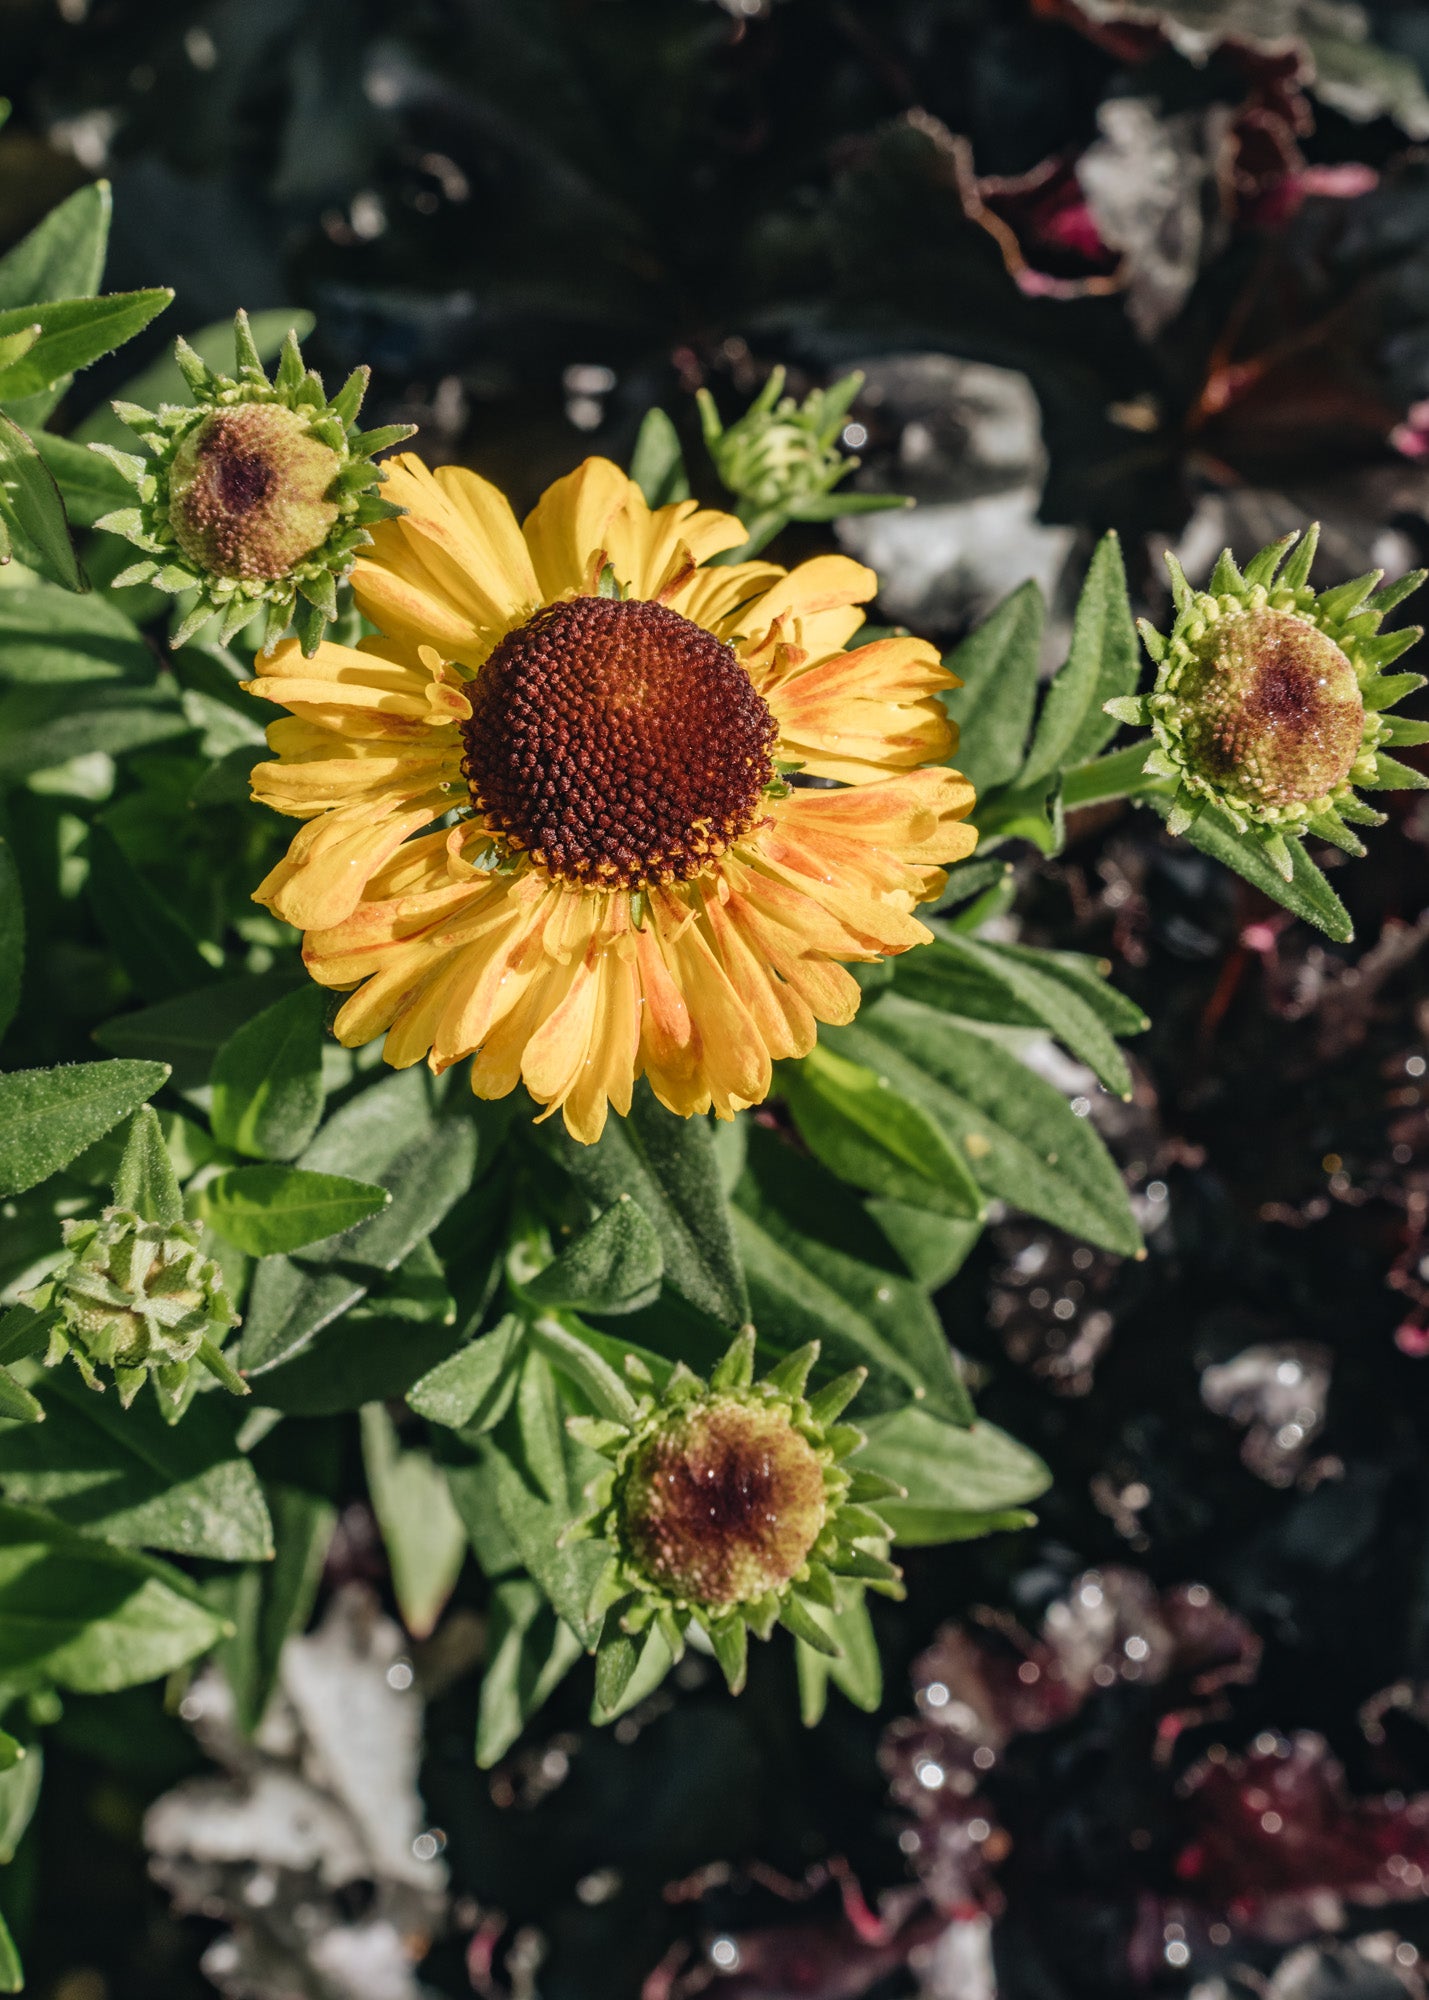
210 986 328 1162
360 1405 467 1640
0 1742 41 1863
795 1592 882 1725
1022 532 1138 785
0 1910 19 1994
94 969 304 1097
195 1165 390 1257
0 1058 169 1198
0 683 188 780
996 944 1149 1040
899 931 1134 1098
0 1501 229 1692
735 1209 959 1418
594 1629 639 1714
1150 798 1353 943
589 1623 673 1724
523 1197 664 1315
0 833 22 1046
408 1313 524 1432
475 1579 584 1767
297 1073 480 1272
0 581 149 687
736 1126 974 1420
0 291 173 403
234 1264 368 1376
0 1372 273 1562
86 823 216 1002
833 999 1143 1256
856 1406 1050 1545
528 1315 639 1424
972 773 1064 856
75 307 317 448
484 1438 612 1650
31 429 136 527
0 181 109 313
111 1104 183 1226
212 1483 334 1735
628 407 691 507
245 1296 463 1420
865 1202 983 1289
0 410 83 589
780 1042 985 1217
540 1084 748 1327
943 578 1044 793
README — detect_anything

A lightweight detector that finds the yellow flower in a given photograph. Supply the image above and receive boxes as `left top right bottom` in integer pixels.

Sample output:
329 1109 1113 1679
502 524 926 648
242 454 976 1142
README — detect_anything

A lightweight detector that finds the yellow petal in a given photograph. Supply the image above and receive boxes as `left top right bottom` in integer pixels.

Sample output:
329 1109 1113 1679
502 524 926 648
354 454 538 657
521 458 632 602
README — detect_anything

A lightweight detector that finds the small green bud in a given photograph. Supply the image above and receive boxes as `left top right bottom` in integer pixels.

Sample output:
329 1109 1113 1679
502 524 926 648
698 366 866 515
94 310 415 655
569 1330 898 1701
1119 529 1428 868
619 1396 828 1607
167 403 342 581
42 1206 241 1408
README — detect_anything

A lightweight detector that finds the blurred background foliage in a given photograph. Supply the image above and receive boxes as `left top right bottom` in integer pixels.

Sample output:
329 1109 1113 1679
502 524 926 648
8 3 1429 1999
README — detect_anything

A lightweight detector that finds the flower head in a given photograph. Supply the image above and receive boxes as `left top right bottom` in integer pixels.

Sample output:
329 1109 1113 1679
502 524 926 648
94 310 414 653
239 451 977 1142
41 1206 242 1408
569 1329 903 1698
697 366 868 517
1107 529 1427 878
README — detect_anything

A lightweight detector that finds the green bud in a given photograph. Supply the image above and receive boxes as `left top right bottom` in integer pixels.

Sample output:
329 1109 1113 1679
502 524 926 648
167 403 341 581
619 1397 828 1607
94 310 416 655
569 1330 899 1700
1114 528 1428 872
1175 607 1364 813
698 366 866 515
42 1206 242 1408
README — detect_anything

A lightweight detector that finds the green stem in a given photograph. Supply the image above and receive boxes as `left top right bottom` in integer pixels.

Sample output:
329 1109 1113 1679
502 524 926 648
1062 741 1164 811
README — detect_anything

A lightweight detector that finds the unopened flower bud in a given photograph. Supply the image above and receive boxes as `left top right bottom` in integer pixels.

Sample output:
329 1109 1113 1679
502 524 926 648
566 1328 903 1704
167 403 342 580
1173 606 1364 813
1108 527 1428 877
619 1397 828 1607
43 1207 241 1407
94 309 415 654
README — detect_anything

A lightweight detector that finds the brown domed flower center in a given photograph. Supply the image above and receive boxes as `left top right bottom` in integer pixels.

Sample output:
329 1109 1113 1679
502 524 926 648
168 403 343 581
460 595 778 890
618 1398 828 1607
1179 607 1364 810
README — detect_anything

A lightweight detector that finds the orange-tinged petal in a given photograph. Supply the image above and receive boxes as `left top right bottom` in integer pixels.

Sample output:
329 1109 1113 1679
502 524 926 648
255 794 451 930
645 889 770 1119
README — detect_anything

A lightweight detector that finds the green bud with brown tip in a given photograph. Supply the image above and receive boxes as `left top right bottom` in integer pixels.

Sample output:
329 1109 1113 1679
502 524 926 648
94 308 415 655
1175 606 1364 813
167 403 342 581
619 1396 829 1607
565 1326 901 1714
1106 527 1429 879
